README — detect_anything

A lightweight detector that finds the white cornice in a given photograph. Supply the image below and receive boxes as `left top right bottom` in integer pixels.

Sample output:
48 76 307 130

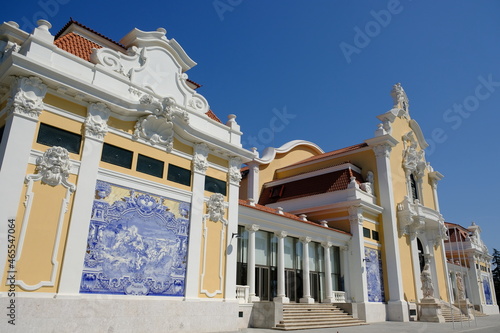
277 146 371 174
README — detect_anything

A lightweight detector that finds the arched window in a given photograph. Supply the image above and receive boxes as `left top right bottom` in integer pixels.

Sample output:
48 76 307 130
417 238 425 272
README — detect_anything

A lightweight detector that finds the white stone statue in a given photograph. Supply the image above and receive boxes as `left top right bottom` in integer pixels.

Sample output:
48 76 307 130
421 264 435 299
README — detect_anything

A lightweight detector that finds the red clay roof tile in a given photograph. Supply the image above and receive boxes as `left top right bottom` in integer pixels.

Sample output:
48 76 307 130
54 32 101 62
259 168 364 205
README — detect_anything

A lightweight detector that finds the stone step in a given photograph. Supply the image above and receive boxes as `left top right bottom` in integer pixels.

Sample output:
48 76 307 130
276 303 365 330
280 317 361 324
275 321 367 331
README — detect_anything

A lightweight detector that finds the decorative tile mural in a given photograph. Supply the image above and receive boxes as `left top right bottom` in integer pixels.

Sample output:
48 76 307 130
483 275 493 305
80 181 190 296
365 247 385 302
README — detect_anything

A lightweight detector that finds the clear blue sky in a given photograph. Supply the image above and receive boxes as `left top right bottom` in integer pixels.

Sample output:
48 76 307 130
4 1 500 253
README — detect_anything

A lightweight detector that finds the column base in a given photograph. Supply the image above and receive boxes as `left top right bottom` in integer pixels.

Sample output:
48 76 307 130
322 297 335 304
273 296 290 303
387 300 409 322
299 297 315 304
249 295 261 302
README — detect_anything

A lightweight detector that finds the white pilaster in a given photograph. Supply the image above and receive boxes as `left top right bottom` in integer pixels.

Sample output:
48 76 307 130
429 171 444 211
0 76 46 276
58 103 110 296
409 236 423 301
300 237 314 303
348 206 368 303
340 246 351 301
185 143 209 299
322 242 334 303
224 157 242 301
274 231 289 303
366 135 409 321
247 162 260 202
246 224 260 302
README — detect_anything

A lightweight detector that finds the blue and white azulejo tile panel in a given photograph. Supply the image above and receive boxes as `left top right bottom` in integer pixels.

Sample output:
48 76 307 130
365 247 385 302
483 275 493 305
80 180 190 297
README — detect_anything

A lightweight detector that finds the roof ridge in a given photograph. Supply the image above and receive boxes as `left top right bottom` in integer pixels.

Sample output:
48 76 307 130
55 19 125 49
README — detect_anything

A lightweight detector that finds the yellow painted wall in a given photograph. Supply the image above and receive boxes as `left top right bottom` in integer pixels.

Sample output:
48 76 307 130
258 145 321 190
433 244 449 301
399 236 417 302
0 164 77 293
44 94 86 118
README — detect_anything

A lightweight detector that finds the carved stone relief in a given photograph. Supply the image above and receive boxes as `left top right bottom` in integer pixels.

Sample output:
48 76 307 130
7 76 47 119
85 102 110 140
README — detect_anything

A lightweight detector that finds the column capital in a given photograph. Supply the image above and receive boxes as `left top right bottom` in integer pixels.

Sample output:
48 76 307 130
348 206 364 226
192 142 209 174
85 102 110 141
228 156 242 186
365 134 398 159
245 224 260 232
321 241 333 249
6 76 47 120
274 230 287 239
300 236 312 244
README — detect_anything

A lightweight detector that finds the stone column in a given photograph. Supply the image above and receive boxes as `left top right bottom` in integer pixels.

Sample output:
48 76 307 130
274 231 289 303
348 206 368 303
224 157 242 301
340 245 351 301
246 224 260 302
58 102 110 296
0 76 46 274
300 237 314 303
185 143 209 299
367 137 409 321
322 242 334 303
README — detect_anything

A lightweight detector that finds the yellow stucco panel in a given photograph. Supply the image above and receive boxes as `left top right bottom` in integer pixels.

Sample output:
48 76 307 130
433 245 449 301
399 236 417 302
107 117 135 135
0 164 77 293
198 203 227 299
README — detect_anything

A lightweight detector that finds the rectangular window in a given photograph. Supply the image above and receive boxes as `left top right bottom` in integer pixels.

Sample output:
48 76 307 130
136 154 164 178
372 230 380 241
101 143 133 169
36 123 82 154
205 176 227 195
363 227 371 238
167 164 191 186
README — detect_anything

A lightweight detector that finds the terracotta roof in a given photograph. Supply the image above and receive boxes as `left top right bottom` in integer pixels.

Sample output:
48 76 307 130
187 78 202 89
55 19 125 48
239 199 350 236
259 167 364 205
54 32 101 62
206 109 222 123
287 143 369 168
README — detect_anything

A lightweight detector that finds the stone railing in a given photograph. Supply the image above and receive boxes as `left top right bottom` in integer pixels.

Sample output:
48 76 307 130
333 291 346 303
236 285 250 303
